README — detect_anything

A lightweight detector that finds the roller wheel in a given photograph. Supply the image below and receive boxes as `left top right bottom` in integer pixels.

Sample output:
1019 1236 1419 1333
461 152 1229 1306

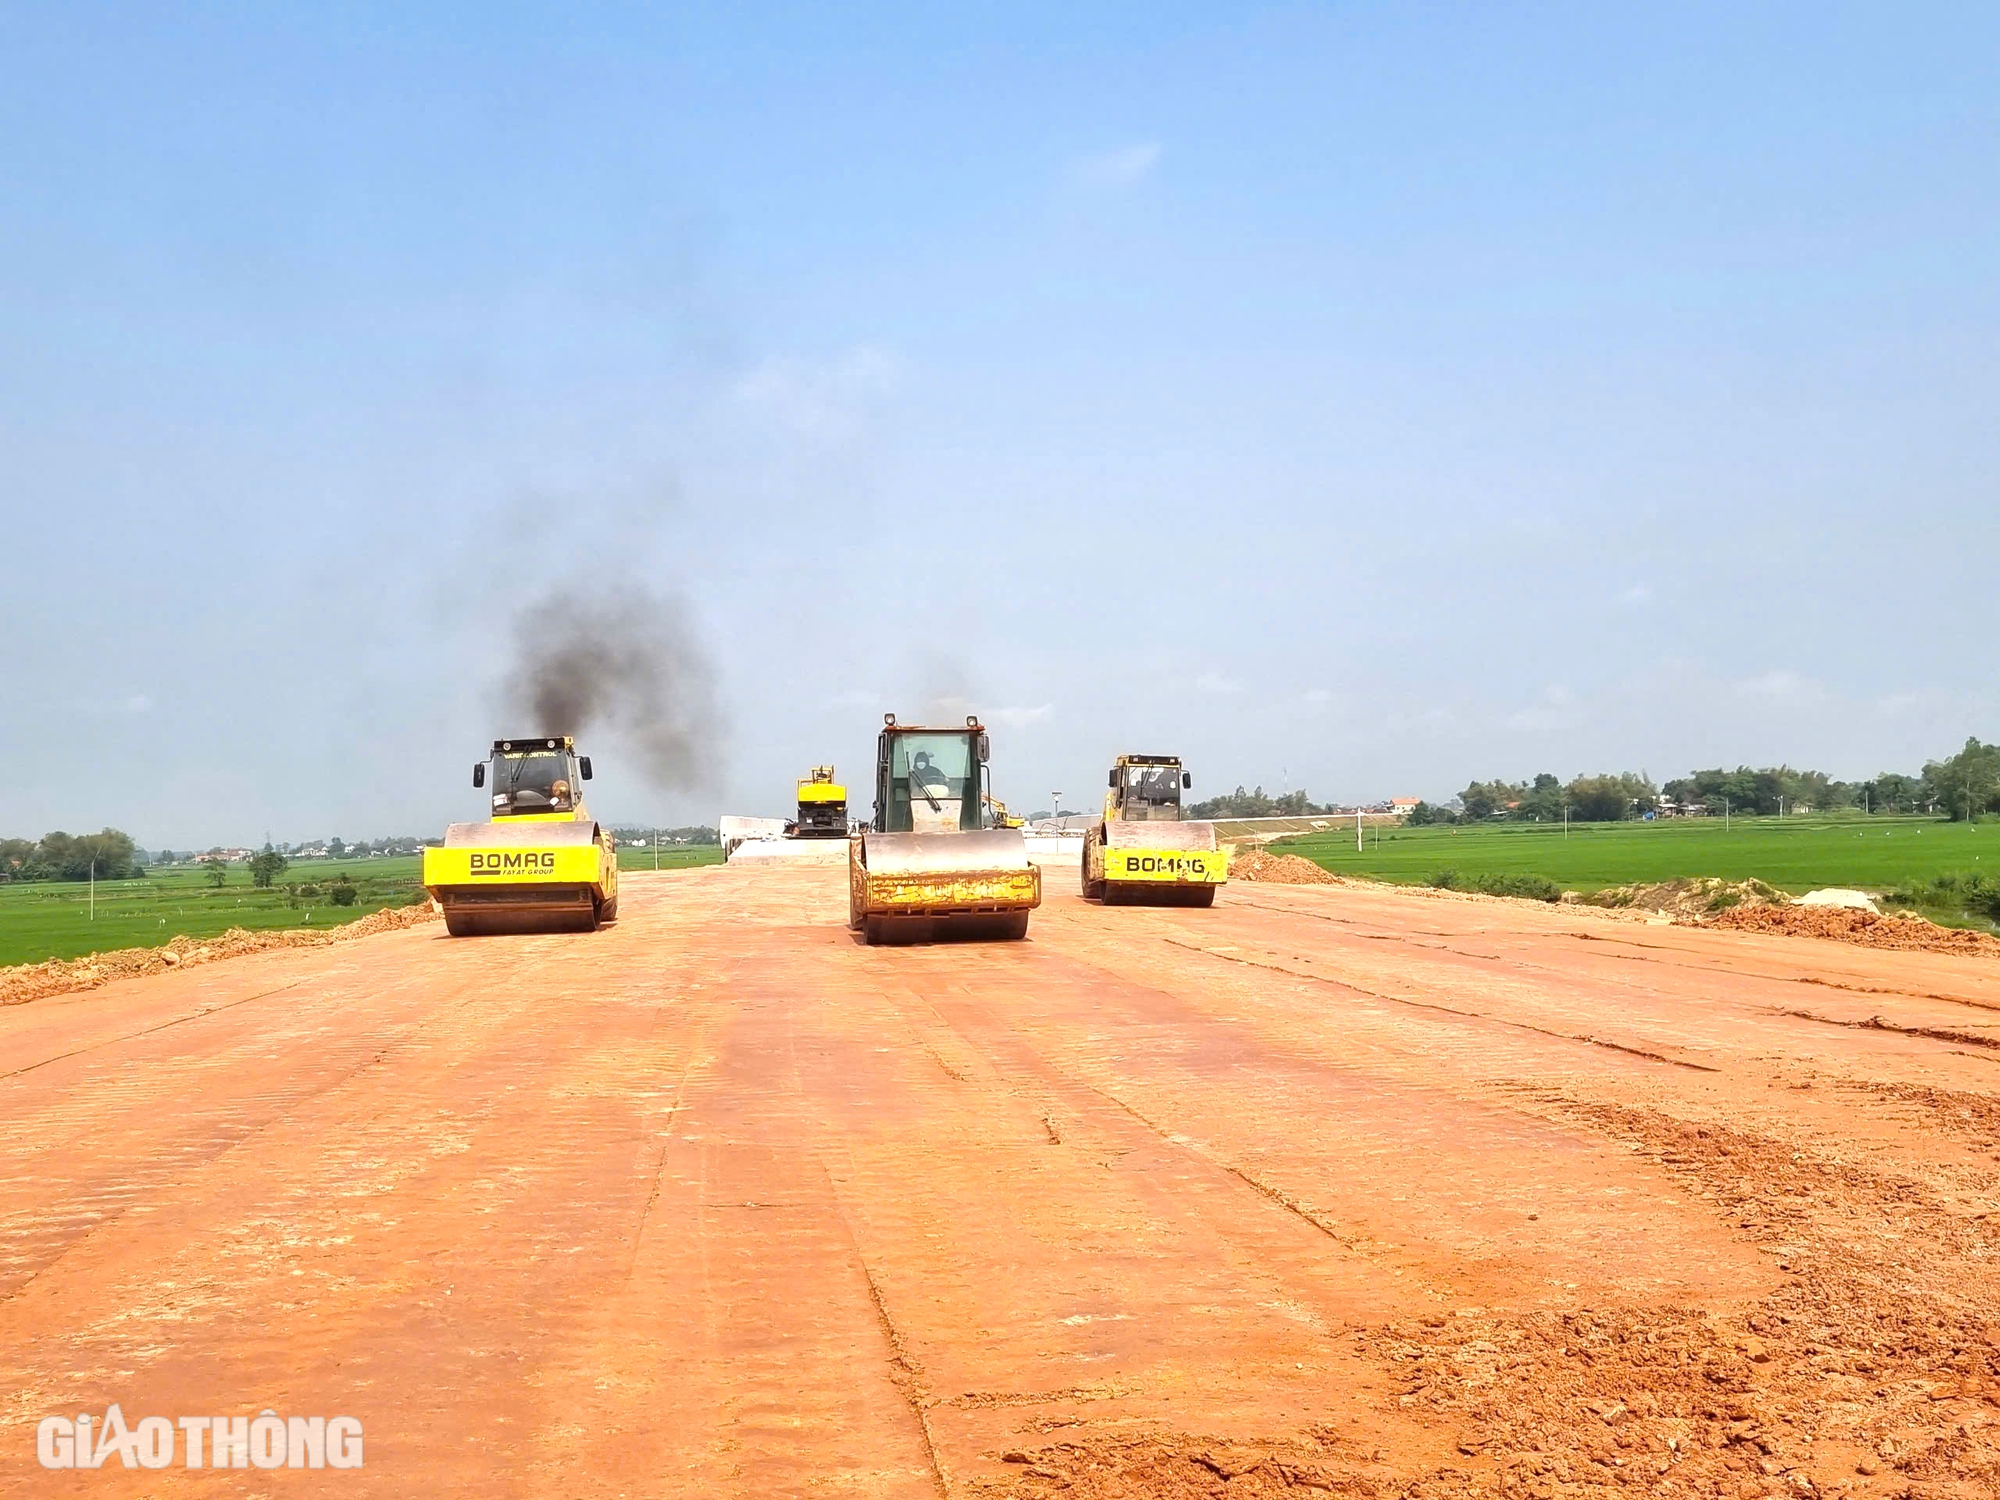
443 911 476 938
1188 886 1216 908
1081 827 1107 901
599 895 619 923
997 911 1031 940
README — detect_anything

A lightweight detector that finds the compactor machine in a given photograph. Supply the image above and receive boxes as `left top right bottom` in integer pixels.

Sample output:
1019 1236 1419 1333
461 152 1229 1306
847 714 1041 944
787 766 848 837
983 794 1024 829
1082 754 1228 905
422 736 619 936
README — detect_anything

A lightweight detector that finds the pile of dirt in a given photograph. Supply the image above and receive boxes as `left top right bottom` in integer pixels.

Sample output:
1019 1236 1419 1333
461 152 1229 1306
1707 902 2000 956
1569 876 1785 922
0 899 441 1008
997 1433 1430 1497
1226 847 1345 886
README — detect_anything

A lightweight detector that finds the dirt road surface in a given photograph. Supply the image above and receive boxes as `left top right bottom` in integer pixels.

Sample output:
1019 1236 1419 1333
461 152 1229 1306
4 865 1998 1497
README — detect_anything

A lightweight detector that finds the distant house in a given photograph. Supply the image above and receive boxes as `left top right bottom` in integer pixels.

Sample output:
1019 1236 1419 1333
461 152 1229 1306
1390 798 1420 817
1658 799 1708 818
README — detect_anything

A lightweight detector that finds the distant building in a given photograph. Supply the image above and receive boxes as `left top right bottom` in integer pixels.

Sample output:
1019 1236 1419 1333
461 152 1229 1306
1390 798 1420 817
1658 799 1708 818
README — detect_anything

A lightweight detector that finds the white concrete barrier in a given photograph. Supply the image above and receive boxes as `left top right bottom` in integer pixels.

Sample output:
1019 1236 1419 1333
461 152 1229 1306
1021 833 1085 868
720 816 788 859
728 838 850 864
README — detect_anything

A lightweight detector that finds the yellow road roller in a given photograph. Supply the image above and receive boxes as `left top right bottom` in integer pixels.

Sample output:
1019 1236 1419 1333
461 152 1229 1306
422 736 619 936
847 714 1041 944
1082 753 1229 906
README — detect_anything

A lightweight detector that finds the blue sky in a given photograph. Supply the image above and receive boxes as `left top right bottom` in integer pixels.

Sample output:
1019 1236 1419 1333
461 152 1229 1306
4 3 1996 844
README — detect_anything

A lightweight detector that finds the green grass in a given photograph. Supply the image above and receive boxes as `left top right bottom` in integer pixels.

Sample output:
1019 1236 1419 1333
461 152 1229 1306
0 844 727 967
1276 815 1999 915
615 845 723 873
0 856 431 967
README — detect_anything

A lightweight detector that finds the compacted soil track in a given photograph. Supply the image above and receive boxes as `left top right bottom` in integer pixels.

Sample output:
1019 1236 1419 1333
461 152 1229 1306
3 865 1997 1498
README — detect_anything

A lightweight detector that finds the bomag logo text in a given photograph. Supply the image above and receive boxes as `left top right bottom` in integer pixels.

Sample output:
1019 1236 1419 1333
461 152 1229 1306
1122 855 1211 875
468 852 557 875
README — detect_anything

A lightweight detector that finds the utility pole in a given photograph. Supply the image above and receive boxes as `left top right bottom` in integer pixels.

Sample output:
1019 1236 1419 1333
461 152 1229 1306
1724 796 1730 832
90 859 95 921
1356 805 1363 854
1564 802 1570 840
653 828 660 872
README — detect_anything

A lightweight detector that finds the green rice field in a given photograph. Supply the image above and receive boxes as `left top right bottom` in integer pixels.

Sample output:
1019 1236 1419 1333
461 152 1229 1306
0 845 722 968
614 845 724 875
1276 814 1997 919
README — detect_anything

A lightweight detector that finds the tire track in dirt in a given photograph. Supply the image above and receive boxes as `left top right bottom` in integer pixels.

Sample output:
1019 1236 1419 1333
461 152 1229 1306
1160 934 1719 1071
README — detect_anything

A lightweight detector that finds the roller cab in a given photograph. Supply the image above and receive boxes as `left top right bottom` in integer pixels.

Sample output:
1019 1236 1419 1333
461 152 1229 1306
1082 754 1228 906
848 715 1041 944
423 736 620 936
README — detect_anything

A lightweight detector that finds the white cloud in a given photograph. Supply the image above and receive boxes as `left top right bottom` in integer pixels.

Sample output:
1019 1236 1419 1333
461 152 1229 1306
731 346 901 439
1073 142 1162 186
1383 705 1458 733
829 688 878 708
1734 670 1819 702
1195 673 1243 695
65 692 155 717
988 703 1054 728
1618 584 1654 607
1504 684 1582 732
1302 688 1331 703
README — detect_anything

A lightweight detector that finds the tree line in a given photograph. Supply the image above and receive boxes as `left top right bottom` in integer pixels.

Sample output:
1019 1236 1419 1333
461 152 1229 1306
1185 787 1332 819
608 824 721 846
0 829 142 882
1439 771 1660 825
1420 737 1999 826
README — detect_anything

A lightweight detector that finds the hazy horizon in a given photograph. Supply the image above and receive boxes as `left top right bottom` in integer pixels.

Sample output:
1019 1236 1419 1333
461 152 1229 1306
6 5 1996 848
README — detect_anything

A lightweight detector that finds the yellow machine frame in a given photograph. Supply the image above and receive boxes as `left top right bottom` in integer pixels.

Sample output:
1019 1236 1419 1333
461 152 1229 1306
1083 753 1228 905
422 736 619 936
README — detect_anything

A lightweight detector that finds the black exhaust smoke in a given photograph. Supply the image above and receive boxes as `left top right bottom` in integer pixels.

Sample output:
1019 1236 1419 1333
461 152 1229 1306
509 575 719 794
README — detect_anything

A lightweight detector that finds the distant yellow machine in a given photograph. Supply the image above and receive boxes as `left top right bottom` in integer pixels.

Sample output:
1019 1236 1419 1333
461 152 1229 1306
1082 753 1228 906
983 794 1024 829
847 714 1042 944
788 766 848 838
422 736 619 936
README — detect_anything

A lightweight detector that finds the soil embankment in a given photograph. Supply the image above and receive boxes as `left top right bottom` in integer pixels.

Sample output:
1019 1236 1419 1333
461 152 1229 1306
0 901 440 1007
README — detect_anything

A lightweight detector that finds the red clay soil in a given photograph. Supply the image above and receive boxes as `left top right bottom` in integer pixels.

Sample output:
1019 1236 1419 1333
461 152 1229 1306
3 866 1999 1498
0 900 440 1008
1709 901 2000 957
1228 847 1347 885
